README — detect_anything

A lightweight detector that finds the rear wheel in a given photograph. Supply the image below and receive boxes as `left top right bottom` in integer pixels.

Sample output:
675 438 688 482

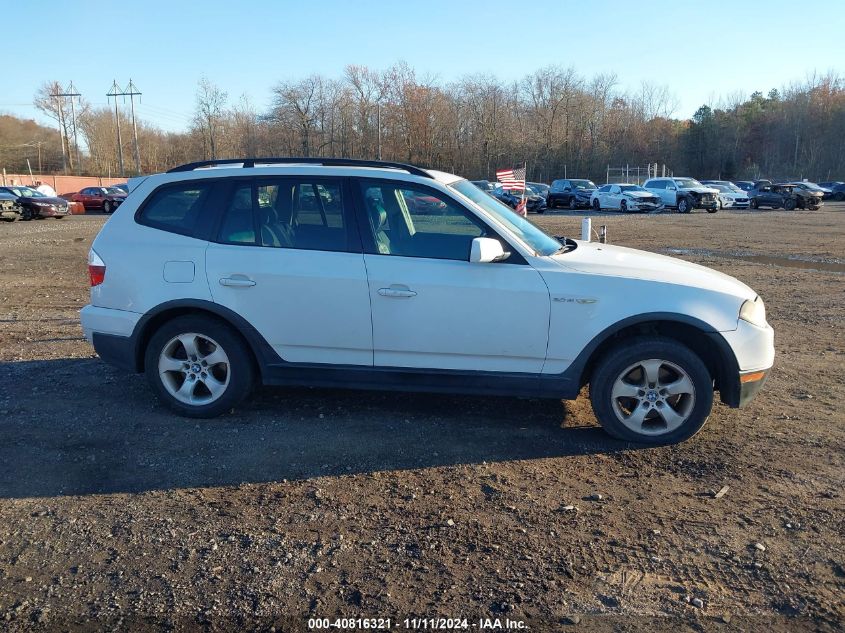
589 337 713 444
144 315 255 418
569 197 577 210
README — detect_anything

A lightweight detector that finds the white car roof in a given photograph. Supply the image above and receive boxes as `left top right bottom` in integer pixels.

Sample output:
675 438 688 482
129 163 463 193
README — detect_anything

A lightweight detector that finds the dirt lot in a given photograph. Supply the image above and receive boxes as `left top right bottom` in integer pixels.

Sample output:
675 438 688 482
0 205 843 632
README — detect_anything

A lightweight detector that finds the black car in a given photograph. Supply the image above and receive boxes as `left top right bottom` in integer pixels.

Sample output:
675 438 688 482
470 180 495 192
547 179 597 209
818 181 845 201
490 185 520 209
0 185 70 220
527 181 549 200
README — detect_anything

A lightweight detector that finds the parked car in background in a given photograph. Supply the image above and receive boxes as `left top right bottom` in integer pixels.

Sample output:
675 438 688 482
548 179 597 209
70 186 127 213
112 183 129 194
0 185 69 220
817 181 844 201
642 177 719 213
590 184 663 213
749 183 822 210
732 181 755 192
789 181 830 203
527 182 549 201
490 184 520 209
470 180 495 193
81 157 774 444
523 184 548 214
0 191 22 222
702 181 750 209
780 183 824 209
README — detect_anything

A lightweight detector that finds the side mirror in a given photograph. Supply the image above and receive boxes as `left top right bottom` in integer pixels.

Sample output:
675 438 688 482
470 237 509 263
667 186 677 191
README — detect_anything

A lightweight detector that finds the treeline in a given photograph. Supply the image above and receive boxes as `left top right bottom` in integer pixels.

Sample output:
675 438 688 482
4 66 844 183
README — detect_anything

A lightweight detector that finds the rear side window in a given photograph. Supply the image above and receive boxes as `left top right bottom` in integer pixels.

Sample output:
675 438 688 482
138 183 212 236
215 178 352 252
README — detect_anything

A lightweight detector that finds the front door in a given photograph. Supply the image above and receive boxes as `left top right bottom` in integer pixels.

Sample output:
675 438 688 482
205 177 373 366
356 180 550 373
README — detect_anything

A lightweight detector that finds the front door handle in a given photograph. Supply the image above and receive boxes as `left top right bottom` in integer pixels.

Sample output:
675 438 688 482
378 286 417 298
219 276 256 288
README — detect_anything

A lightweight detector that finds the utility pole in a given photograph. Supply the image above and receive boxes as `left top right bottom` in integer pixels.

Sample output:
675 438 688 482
107 80 126 177
376 103 382 160
125 80 142 173
52 83 82 174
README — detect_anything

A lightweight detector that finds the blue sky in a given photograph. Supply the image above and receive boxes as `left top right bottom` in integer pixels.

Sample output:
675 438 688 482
3 0 843 132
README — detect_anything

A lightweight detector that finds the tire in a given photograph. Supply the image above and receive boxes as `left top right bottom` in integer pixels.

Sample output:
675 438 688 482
592 198 601 211
103 200 113 214
620 200 628 213
784 198 797 211
589 336 713 445
677 197 690 213
144 315 255 418
750 198 759 209
569 197 577 210
834 191 845 201
55 215 65 220
707 207 718 214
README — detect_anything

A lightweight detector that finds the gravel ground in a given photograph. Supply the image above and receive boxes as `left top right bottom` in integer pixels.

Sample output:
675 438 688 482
0 205 843 632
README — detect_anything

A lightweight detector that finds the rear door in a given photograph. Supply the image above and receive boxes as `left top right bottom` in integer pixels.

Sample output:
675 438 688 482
205 177 373 366
355 179 550 373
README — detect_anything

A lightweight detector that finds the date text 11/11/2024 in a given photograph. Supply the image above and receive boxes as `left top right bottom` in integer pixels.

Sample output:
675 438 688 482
308 617 529 630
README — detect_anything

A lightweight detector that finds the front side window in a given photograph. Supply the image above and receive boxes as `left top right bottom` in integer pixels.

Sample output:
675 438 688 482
360 182 485 261
598 185 612 193
216 178 349 251
647 180 665 190
138 182 212 236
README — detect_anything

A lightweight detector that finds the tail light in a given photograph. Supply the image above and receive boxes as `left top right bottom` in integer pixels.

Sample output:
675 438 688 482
88 249 106 287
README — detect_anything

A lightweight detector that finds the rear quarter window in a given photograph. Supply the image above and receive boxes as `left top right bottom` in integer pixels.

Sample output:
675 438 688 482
136 182 212 236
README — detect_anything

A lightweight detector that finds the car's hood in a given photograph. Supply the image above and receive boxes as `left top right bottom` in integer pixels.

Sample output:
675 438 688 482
680 186 719 194
624 191 659 198
28 196 67 205
551 241 757 300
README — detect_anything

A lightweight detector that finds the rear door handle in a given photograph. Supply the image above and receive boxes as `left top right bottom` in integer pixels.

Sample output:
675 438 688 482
378 286 417 298
219 276 256 288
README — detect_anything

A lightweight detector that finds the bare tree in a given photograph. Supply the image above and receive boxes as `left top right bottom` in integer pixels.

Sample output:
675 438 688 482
193 77 228 159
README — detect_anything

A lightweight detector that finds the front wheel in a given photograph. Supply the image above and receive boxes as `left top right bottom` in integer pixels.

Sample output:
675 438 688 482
103 200 113 214
589 337 713 444
707 207 718 214
834 191 845 201
784 198 797 211
592 198 601 211
677 197 690 213
144 315 254 418
569 197 577 210
750 199 759 209
620 200 628 213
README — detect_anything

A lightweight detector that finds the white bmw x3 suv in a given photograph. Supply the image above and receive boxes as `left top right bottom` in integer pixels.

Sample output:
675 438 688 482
81 158 774 444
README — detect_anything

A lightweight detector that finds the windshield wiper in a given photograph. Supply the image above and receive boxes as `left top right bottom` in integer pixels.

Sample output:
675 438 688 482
553 236 576 254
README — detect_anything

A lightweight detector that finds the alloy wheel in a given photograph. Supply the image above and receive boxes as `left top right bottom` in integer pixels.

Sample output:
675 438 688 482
610 358 696 436
158 332 231 405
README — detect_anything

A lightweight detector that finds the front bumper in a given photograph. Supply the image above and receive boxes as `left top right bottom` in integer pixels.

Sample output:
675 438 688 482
737 368 770 407
34 204 69 218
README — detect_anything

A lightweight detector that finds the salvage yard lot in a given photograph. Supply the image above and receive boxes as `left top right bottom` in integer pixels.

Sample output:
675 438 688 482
0 206 843 631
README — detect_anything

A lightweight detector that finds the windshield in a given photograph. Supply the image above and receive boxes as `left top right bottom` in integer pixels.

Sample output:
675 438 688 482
571 180 597 190
674 178 703 188
106 187 125 194
796 182 822 191
619 185 647 192
450 180 562 256
710 184 732 192
8 187 44 198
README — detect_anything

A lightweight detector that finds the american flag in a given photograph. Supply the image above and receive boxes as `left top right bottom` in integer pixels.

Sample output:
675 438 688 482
496 166 526 192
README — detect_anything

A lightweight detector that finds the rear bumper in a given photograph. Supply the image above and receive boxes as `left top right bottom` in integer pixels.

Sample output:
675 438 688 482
91 332 137 372
81 304 142 341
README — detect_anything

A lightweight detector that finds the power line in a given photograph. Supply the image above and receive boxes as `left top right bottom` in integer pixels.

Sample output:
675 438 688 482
107 80 143 175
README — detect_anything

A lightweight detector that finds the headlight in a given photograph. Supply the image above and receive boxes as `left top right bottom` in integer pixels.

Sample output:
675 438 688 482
740 297 767 327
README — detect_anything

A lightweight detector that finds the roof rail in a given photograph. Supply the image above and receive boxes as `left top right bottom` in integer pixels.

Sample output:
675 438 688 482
166 157 433 179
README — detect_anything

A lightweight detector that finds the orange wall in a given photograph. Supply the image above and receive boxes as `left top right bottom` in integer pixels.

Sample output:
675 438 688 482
0 173 126 196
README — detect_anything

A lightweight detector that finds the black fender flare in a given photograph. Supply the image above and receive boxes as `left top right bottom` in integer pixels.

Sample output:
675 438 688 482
128 299 281 376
